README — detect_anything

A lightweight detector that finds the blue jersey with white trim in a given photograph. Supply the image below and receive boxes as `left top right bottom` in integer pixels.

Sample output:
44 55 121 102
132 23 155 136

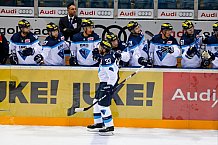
180 30 202 68
41 33 69 65
71 32 101 66
127 33 148 66
150 34 180 67
98 53 118 86
9 32 42 64
204 35 218 68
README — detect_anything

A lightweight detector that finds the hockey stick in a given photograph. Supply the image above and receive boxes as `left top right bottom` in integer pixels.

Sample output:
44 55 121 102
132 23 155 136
74 65 145 113
144 30 154 38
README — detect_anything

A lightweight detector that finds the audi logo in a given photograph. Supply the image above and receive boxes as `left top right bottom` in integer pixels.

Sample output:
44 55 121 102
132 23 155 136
97 11 112 16
138 11 152 16
178 12 193 17
58 10 68 15
18 9 33 14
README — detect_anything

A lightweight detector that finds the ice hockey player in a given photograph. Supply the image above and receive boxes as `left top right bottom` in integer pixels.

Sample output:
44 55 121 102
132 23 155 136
126 21 150 67
149 23 180 68
70 19 101 66
87 40 118 136
9 19 42 65
34 22 70 65
180 20 203 68
104 32 130 67
201 22 218 68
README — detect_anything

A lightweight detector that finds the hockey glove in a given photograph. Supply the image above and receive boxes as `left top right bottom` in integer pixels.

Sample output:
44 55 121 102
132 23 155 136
201 50 215 67
69 56 78 66
185 46 198 59
34 54 44 65
9 53 18 65
92 48 101 61
114 51 122 60
146 57 153 67
138 57 147 66
101 85 113 96
22 47 35 56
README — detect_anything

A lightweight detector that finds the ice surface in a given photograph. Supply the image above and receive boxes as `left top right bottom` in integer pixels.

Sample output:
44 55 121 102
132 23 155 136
0 125 217 145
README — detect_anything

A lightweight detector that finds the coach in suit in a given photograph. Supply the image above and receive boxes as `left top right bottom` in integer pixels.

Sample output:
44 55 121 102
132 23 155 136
59 2 82 41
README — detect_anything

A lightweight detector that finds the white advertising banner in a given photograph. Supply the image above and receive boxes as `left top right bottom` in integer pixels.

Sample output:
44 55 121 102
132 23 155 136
118 9 153 19
158 9 194 19
38 7 67 17
198 10 218 20
78 8 113 18
0 6 34 17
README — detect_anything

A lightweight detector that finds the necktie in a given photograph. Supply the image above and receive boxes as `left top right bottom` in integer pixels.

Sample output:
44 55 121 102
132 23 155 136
69 18 73 28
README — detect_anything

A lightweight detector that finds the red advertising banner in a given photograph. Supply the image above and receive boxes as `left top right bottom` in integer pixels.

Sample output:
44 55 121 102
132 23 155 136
163 72 218 121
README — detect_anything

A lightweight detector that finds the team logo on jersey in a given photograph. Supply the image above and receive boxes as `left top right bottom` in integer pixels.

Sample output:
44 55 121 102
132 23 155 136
18 51 28 60
79 48 90 59
156 50 167 61
58 49 65 59
167 41 172 44
88 37 94 41
25 39 30 43
142 44 149 53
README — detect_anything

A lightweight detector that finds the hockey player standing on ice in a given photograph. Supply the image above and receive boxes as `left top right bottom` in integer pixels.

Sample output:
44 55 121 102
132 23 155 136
87 40 118 135
126 21 151 67
180 20 203 68
201 22 218 68
70 19 101 66
149 23 180 68
104 32 130 67
9 19 42 65
34 22 70 65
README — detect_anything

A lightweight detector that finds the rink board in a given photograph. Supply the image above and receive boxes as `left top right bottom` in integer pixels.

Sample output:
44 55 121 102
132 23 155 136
0 66 217 130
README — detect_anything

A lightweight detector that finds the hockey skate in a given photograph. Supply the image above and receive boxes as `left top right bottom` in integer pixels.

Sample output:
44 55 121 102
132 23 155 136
98 126 114 136
87 123 104 132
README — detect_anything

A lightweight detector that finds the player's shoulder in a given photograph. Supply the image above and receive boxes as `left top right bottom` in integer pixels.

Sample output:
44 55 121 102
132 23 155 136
168 36 178 44
150 34 161 43
71 32 83 42
10 32 20 42
91 32 100 40
207 35 218 44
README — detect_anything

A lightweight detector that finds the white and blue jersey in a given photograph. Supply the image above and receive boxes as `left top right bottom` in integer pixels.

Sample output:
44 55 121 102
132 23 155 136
41 33 70 65
180 30 202 68
9 32 42 65
98 53 118 86
150 34 180 67
204 35 218 68
127 33 148 66
71 32 101 66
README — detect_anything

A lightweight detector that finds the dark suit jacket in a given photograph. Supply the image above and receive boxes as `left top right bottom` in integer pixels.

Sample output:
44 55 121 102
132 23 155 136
59 15 82 41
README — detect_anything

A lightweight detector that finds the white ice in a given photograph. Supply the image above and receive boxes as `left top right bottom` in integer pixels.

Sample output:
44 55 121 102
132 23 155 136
0 125 217 145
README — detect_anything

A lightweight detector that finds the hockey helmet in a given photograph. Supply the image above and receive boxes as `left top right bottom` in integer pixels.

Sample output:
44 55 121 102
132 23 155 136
81 19 94 27
127 21 139 31
100 40 112 51
106 32 118 42
161 23 173 30
46 22 59 32
213 22 218 31
18 19 30 29
182 20 194 30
